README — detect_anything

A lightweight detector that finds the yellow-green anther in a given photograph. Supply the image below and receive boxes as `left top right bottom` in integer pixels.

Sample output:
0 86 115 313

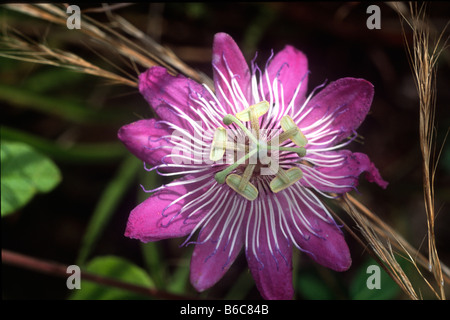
236 101 269 139
209 127 227 161
275 167 291 184
236 101 270 122
280 115 308 147
269 167 304 193
226 174 258 201
238 164 256 191
276 127 298 143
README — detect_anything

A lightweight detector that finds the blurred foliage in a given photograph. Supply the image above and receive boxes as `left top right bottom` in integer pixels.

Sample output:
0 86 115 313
69 255 155 300
1 2 449 300
1 140 61 216
349 258 401 300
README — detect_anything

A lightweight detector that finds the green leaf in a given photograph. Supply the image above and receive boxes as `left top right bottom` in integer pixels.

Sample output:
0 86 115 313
69 256 155 300
1 140 61 217
349 258 401 300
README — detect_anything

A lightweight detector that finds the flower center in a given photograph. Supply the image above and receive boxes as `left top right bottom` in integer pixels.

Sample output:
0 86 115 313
210 101 308 201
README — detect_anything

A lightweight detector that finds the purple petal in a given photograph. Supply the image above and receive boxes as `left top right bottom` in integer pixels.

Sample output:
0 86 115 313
118 119 173 166
245 199 294 300
264 45 309 111
139 66 212 132
124 177 209 243
300 78 374 146
212 33 251 112
285 198 351 271
190 213 245 292
301 150 388 193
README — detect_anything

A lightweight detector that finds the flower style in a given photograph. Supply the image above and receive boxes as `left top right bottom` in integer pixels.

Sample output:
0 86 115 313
118 32 388 300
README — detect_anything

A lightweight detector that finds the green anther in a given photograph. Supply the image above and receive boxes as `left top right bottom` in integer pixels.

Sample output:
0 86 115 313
276 127 298 143
280 115 308 147
209 127 227 161
226 174 258 201
214 148 258 184
269 167 303 193
236 101 270 122
275 167 291 184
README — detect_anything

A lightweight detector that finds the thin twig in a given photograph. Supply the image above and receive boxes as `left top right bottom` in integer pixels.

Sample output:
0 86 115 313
2 249 195 300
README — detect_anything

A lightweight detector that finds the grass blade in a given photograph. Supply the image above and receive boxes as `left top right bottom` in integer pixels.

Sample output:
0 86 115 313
76 155 141 265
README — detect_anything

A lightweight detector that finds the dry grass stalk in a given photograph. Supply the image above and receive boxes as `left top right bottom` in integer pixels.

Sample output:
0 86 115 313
336 194 450 298
100 9 214 89
0 30 138 88
2 4 214 89
346 194 450 285
334 195 420 300
393 1 449 300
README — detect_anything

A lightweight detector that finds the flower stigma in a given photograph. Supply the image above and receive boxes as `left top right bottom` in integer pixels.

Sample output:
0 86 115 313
211 100 308 201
